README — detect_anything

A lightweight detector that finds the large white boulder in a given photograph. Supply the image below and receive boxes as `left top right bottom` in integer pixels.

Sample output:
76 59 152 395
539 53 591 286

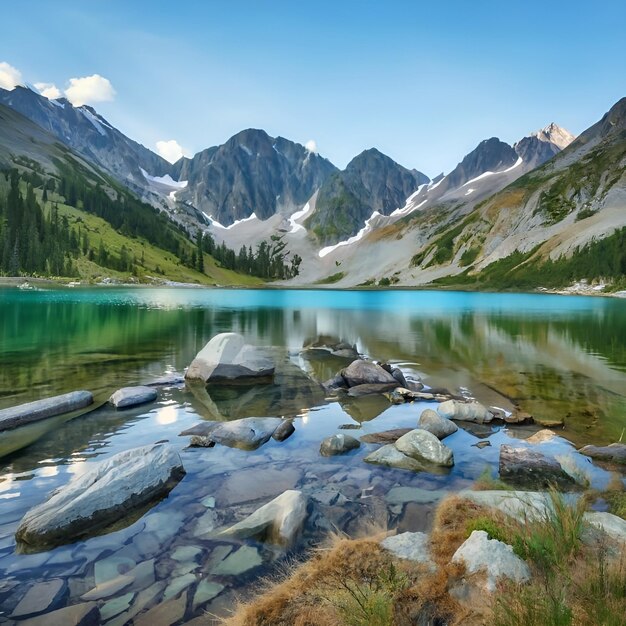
16 444 185 548
452 530 531 592
418 408 458 439
395 429 454 467
220 490 307 546
185 333 274 383
437 400 493 423
203 417 283 450
381 532 435 569
363 444 426 471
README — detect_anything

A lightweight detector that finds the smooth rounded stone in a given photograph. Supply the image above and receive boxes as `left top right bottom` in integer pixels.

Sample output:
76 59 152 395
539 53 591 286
220 490 307 546
395 429 454 467
320 434 360 456
418 408 458 440
579 443 626 465
437 400 493 423
526 429 558 444
206 417 283 450
385 486 445 505
11 579 67 618
391 368 408 387
193 580 225 611
381 532 434 568
212 545 263 576
134 590 188 626
0 390 93 431
322 372 348 392
341 359 397 387
347 382 398 397
145 373 185 387
109 386 157 409
452 530 530 592
363 444 426 471
16 444 185 549
16 602 100 626
499 445 575 489
100 592 134 621
360 428 412 444
584 511 626 544
272 419 295 442
185 332 275 383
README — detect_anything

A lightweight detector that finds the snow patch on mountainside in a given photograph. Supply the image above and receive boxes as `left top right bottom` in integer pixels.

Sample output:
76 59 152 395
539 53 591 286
319 211 381 258
289 202 310 233
390 184 429 216
461 156 523 188
79 107 108 136
140 168 188 190
203 212 259 230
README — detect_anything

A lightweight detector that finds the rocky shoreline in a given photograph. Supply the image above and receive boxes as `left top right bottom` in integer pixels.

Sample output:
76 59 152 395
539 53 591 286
0 332 624 624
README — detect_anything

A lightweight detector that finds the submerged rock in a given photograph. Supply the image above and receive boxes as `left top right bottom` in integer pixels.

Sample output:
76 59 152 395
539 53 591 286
417 408 458 440
395 429 454 467
451 530 530 592
220 490 307 546
341 359 397 387
386 387 452 404
0 390 93 432
347 382 397 397
16 602 100 626
185 332 274 383
109 386 157 409
360 428 412 444
302 336 359 360
363 444 426 471
320 434 361 456
10 579 67 618
499 445 575 489
16 444 185 549
437 400 493 423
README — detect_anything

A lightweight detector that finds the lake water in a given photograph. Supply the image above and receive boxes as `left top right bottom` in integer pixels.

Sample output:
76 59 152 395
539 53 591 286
1 287 625 622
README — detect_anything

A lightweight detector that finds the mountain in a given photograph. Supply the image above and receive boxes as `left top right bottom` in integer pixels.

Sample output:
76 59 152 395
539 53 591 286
172 128 338 225
305 148 429 245
0 86 172 197
296 98 623 290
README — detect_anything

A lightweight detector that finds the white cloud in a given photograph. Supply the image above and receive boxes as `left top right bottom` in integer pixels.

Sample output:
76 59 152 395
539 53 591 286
0 61 22 90
64 74 115 106
305 139 318 153
156 139 187 163
34 82 62 100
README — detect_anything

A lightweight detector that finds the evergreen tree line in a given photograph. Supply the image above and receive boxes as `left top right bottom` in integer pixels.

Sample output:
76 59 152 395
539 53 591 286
0 166 301 280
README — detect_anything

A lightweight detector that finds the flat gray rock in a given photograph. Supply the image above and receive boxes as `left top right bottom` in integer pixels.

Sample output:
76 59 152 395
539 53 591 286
320 434 360 456
11 579 67 618
0 390 93 431
17 602 100 626
16 444 185 549
579 443 626 464
395 429 454 467
109 386 157 409
185 332 274 383
418 408 458 439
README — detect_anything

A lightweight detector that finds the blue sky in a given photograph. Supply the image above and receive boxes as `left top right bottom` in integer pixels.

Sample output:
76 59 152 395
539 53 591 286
2 0 624 174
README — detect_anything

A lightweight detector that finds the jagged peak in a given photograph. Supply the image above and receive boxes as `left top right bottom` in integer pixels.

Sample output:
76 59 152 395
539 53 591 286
528 122 576 149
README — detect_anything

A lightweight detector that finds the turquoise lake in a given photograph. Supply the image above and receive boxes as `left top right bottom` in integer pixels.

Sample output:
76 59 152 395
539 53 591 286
0 287 625 621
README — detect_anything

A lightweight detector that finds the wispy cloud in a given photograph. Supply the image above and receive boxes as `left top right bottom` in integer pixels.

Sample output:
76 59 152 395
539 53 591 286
155 139 188 163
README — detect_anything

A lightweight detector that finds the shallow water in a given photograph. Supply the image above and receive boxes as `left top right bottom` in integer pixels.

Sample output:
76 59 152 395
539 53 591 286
0 287 625 622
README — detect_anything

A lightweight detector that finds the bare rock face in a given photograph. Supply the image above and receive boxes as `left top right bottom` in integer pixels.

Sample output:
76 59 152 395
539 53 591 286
219 490 307 547
185 333 275 383
15 444 185 549
499 445 575 489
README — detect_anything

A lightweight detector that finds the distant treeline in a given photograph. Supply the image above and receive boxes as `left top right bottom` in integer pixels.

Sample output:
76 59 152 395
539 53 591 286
0 165 300 280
